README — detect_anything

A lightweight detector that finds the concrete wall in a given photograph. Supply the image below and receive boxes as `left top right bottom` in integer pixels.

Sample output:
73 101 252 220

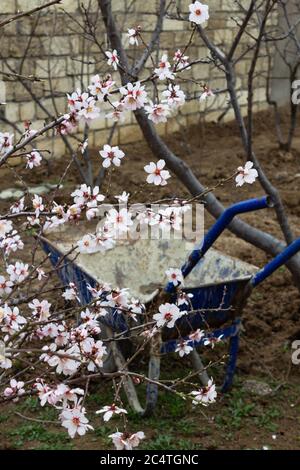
0 0 278 156
271 0 300 106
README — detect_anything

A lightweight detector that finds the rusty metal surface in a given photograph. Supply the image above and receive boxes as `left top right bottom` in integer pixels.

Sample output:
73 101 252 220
45 223 259 304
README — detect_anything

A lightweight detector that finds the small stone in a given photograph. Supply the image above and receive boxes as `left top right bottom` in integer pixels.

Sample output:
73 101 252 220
0 189 24 200
242 379 273 396
28 186 50 195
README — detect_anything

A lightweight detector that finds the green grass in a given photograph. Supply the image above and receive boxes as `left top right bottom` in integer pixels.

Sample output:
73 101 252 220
6 423 73 450
0 369 295 450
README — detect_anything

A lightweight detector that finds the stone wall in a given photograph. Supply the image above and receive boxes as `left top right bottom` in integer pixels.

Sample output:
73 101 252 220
0 0 278 156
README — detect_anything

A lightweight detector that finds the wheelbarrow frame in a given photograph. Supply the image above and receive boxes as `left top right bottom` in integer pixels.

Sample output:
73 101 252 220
40 195 300 416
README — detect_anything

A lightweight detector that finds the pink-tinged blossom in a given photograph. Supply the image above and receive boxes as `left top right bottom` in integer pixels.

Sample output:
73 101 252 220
88 74 115 101
160 207 183 232
175 340 193 357
0 231 24 256
145 102 170 124
106 49 119 70
37 268 47 281
4 379 25 398
40 322 58 339
77 234 97 254
80 308 100 330
0 341 12 370
144 159 171 186
235 161 258 187
78 97 100 122
0 219 12 238
104 287 129 310
66 204 81 222
62 283 79 301
34 380 53 406
1 304 26 334
99 144 125 168
10 197 25 214
0 132 14 155
106 101 126 122
109 431 145 450
190 379 217 406
189 328 205 342
26 150 42 169
55 325 69 347
128 298 145 316
154 54 175 80
47 345 80 376
96 404 127 422
199 88 215 102
203 334 223 348
95 228 116 252
61 404 93 438
106 208 133 235
67 89 86 112
84 340 107 372
199 85 214 101
127 28 140 46
115 191 130 203
79 139 88 154
28 299 51 321
165 268 184 287
57 113 78 135
153 303 185 328
177 291 194 307
32 194 44 217
119 82 148 111
173 49 190 70
0 276 13 296
162 84 186 108
45 203 67 229
7 262 29 283
71 184 105 207
188 2 209 25
54 384 84 405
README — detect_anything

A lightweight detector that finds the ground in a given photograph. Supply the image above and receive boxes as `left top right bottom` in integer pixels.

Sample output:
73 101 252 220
1 108 300 450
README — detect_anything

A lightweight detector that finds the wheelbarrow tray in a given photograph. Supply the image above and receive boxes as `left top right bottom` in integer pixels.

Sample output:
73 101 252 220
40 222 259 331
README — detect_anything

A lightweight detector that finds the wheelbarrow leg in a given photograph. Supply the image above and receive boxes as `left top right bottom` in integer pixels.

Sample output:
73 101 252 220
143 330 162 416
108 328 162 416
143 354 160 417
221 320 240 393
109 337 145 414
190 349 209 386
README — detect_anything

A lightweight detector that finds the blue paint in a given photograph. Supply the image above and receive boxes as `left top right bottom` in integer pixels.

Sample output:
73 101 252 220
40 239 129 333
252 237 300 287
41 196 300 404
165 196 271 293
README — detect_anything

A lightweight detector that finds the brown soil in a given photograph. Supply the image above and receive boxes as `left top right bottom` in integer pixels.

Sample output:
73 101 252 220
1 107 300 450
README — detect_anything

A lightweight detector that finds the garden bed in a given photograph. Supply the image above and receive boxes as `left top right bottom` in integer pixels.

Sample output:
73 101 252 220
1 108 300 449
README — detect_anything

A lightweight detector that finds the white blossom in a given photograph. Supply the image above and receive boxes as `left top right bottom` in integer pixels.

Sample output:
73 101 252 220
235 161 258 186
144 160 171 186
165 268 184 287
153 303 185 328
96 404 127 422
26 150 42 169
99 144 125 168
188 2 209 25
190 379 217 406
109 431 145 450
106 49 119 70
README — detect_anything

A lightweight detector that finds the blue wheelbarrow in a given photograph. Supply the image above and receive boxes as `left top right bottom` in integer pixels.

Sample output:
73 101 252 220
39 196 300 415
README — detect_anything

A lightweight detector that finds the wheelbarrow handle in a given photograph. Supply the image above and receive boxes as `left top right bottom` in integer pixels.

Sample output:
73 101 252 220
251 237 300 287
165 196 273 293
